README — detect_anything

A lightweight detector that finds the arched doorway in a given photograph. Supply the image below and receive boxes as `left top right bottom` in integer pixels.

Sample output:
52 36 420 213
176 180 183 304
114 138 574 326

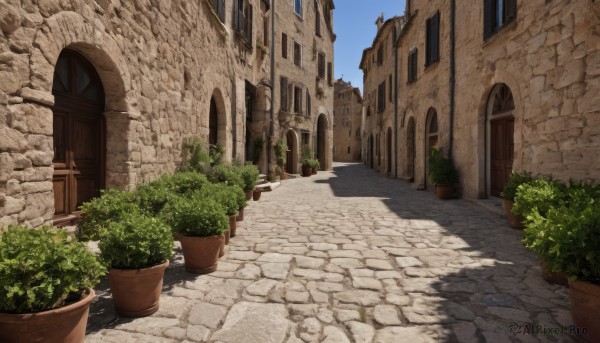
52 50 105 223
377 133 381 168
286 130 298 174
386 127 393 174
406 117 416 181
316 114 327 170
369 134 374 168
488 84 515 197
425 108 438 188
209 97 218 145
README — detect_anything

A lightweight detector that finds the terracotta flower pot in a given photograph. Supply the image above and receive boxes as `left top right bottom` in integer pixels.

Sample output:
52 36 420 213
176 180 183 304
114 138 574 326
569 281 600 342
0 289 95 343
245 190 253 201
229 215 237 237
108 261 169 317
236 207 244 222
219 230 230 258
502 199 524 229
253 189 262 201
224 229 230 245
280 172 289 180
179 235 223 274
541 260 568 287
312 167 317 175
436 185 454 199
302 165 312 177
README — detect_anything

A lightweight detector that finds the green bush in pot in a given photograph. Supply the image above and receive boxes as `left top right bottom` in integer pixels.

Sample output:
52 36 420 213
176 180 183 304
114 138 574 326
500 172 535 202
239 163 260 192
427 147 458 186
208 164 245 190
161 196 228 238
513 177 567 219
79 189 139 240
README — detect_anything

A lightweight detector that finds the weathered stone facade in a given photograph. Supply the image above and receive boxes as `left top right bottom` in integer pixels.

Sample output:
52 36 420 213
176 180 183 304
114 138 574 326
333 79 362 162
0 0 335 227
363 0 599 199
272 0 335 173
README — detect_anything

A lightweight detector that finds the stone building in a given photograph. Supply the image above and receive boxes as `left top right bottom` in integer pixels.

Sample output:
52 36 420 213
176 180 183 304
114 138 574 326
333 78 362 162
272 0 335 174
363 0 599 199
360 15 404 176
0 0 335 227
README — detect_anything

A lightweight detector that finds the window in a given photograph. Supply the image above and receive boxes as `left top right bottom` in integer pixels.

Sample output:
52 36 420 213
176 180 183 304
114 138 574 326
317 52 325 79
484 0 517 39
426 11 440 66
377 44 383 66
280 76 288 111
388 75 393 102
232 0 253 46
282 33 288 58
315 0 321 36
212 0 225 22
306 91 311 116
348 130 351 138
407 49 418 83
263 16 269 47
293 41 302 67
294 0 303 17
294 86 302 113
377 82 386 113
327 62 333 85
367 106 372 117
302 131 310 147
348 146 351 153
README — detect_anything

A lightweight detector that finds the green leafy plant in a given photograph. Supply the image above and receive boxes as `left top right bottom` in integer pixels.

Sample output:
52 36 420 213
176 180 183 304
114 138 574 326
253 137 265 164
0 226 106 314
98 214 173 270
161 196 228 237
196 184 239 216
239 163 260 191
522 185 600 284
181 137 212 173
79 189 139 240
275 138 288 166
135 172 207 216
501 172 535 201
308 159 320 170
301 145 313 166
428 147 459 186
208 164 245 189
209 144 225 167
513 177 567 218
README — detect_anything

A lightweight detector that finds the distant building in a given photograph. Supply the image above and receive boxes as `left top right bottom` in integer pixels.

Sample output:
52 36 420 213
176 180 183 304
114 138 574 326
333 79 362 162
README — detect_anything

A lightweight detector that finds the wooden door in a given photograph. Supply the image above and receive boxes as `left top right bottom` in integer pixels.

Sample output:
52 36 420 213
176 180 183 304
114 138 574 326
490 116 514 197
52 51 105 223
286 131 294 174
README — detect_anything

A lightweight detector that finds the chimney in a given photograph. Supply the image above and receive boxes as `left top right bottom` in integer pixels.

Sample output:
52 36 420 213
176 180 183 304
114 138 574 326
375 13 384 30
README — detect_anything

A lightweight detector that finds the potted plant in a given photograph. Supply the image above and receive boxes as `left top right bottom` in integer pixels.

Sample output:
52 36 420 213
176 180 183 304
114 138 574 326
521 182 600 342
99 214 173 317
161 196 228 274
275 138 288 180
267 164 281 182
310 159 320 174
0 226 106 342
428 147 459 200
301 145 313 177
197 183 239 249
253 188 262 201
500 172 534 229
233 184 248 223
239 163 260 200
78 189 140 240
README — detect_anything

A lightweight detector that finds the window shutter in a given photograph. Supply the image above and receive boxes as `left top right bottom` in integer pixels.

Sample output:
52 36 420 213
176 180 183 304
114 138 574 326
281 77 288 111
218 0 225 22
505 0 516 22
306 92 311 116
238 2 244 33
431 12 440 62
425 17 431 65
282 33 288 58
246 4 253 43
232 0 239 30
483 0 494 39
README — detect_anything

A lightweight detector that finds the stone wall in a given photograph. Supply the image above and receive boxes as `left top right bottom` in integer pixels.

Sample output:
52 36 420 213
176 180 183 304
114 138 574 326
0 0 270 226
333 79 362 162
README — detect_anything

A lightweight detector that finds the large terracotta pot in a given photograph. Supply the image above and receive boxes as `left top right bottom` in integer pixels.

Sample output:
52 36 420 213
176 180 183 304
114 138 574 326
541 260 568 287
253 189 262 201
502 199 524 229
436 185 454 200
236 207 244 222
245 190 253 201
229 215 237 237
301 165 312 177
280 172 289 180
108 261 169 317
179 235 223 274
0 289 95 343
569 281 600 342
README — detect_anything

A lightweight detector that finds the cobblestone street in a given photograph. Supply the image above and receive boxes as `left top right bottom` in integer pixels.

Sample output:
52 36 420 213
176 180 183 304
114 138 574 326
86 162 573 343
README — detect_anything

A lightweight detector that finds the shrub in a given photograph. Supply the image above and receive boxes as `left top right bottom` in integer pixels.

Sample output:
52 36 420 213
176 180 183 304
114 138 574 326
209 144 225 166
98 214 173 270
501 172 535 201
161 196 228 237
301 145 312 166
208 164 245 189
162 172 208 195
79 189 139 240
196 184 239 216
181 137 212 173
239 163 260 191
0 226 106 314
427 147 459 186
135 173 208 215
522 185 600 284
513 178 567 218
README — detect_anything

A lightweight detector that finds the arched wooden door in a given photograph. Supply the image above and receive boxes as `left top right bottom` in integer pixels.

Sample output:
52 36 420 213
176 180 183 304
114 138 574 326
316 115 327 170
386 127 393 174
52 50 105 223
407 118 416 181
209 97 218 145
489 84 515 197
286 130 296 174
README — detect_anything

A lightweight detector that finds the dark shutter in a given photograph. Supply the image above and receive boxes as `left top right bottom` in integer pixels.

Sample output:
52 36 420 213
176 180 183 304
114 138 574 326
238 1 244 33
282 33 288 58
232 0 239 30
218 0 225 22
245 3 253 43
505 0 516 22
306 92 311 116
431 12 440 63
280 77 288 111
425 17 431 65
483 0 494 39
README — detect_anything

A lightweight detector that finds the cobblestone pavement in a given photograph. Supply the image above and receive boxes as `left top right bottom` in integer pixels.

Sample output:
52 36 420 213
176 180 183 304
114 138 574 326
86 162 573 343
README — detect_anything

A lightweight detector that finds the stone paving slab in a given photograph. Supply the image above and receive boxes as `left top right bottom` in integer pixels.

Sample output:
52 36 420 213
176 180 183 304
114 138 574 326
86 163 574 342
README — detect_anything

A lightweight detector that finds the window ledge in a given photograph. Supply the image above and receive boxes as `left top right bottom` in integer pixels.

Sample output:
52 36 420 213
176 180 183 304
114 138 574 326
482 18 517 47
424 59 440 72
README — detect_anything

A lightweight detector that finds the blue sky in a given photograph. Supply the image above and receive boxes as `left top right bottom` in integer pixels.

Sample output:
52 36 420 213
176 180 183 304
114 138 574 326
334 0 406 94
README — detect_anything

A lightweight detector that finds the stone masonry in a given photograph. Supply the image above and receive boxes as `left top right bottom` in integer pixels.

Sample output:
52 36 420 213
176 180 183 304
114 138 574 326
333 78 362 162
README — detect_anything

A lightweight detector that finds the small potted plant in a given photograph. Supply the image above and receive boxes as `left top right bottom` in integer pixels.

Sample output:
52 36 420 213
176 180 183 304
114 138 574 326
268 164 281 182
78 189 140 240
253 188 262 201
99 214 173 317
161 196 228 274
521 182 600 342
500 172 534 229
428 147 459 200
310 159 320 174
301 145 313 177
239 163 260 200
275 138 288 180
0 226 106 342
233 184 248 223
197 183 239 250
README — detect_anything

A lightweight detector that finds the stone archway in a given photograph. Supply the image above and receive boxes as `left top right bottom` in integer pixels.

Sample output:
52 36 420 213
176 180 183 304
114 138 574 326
425 108 439 189
487 83 516 197
316 114 328 170
406 117 416 181
209 89 228 154
286 130 299 174
386 127 393 175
